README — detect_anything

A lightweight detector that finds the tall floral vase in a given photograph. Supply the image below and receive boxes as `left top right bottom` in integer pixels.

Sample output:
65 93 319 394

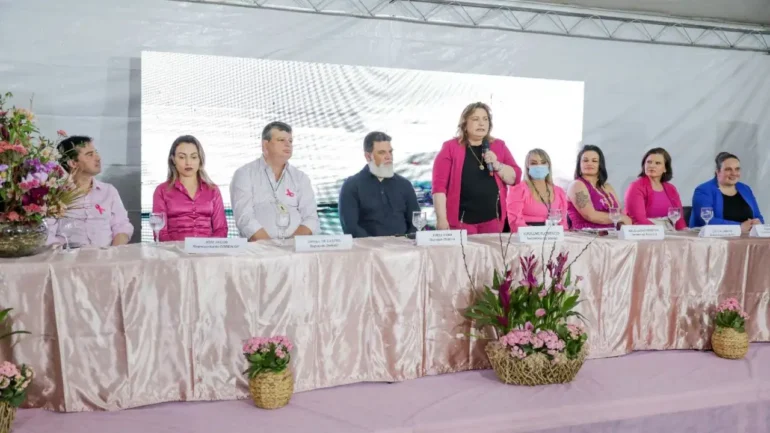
248 368 294 409
711 326 749 359
0 221 48 258
485 342 588 386
0 401 15 433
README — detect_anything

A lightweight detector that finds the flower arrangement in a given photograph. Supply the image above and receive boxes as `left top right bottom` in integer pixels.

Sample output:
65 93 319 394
464 252 589 364
714 298 748 333
0 92 79 224
711 297 750 360
0 362 33 408
242 336 293 378
242 335 294 409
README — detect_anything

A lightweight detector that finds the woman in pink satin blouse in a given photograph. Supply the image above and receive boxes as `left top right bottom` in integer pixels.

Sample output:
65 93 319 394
506 149 569 232
152 135 228 241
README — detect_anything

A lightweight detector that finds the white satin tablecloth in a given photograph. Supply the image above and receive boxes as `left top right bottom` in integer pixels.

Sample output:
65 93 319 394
0 233 768 412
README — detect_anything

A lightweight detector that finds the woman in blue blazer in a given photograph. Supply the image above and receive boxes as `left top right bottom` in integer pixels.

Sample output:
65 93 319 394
689 152 764 231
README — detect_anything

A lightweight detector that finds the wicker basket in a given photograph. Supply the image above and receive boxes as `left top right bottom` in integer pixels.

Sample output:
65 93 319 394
711 326 749 360
485 341 587 386
248 368 294 409
0 401 16 433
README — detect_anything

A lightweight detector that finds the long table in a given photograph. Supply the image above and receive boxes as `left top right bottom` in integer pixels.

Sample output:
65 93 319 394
1 233 768 412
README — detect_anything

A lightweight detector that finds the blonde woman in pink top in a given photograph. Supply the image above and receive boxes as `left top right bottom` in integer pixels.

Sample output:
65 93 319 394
152 135 228 241
506 149 569 232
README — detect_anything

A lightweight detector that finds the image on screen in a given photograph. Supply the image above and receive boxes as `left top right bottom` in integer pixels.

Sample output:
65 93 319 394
140 51 585 241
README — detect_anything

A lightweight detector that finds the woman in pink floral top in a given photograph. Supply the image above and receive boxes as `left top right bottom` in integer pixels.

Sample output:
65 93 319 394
152 135 228 241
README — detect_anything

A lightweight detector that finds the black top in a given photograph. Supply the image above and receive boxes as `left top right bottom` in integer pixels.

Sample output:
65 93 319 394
722 192 753 223
338 165 420 238
459 145 499 224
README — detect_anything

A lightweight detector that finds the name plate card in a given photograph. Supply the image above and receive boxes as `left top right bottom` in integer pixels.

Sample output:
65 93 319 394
618 225 665 241
699 225 741 238
749 225 770 238
416 230 467 246
517 226 565 244
184 237 247 254
295 234 353 252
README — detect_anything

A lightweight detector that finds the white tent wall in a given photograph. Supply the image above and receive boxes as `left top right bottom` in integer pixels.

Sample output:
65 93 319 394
1 0 769 240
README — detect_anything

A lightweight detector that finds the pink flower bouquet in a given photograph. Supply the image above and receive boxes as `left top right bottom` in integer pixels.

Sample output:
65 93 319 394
242 336 293 378
0 361 33 408
464 251 590 362
715 298 749 333
0 92 80 224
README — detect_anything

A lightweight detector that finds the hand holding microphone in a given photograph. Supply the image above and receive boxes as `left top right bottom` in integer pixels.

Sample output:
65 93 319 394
481 139 498 176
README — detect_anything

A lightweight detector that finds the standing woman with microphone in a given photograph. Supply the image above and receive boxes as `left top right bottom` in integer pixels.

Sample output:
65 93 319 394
432 102 521 233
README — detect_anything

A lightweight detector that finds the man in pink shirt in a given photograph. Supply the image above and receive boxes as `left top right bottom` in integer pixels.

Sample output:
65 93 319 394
46 136 134 247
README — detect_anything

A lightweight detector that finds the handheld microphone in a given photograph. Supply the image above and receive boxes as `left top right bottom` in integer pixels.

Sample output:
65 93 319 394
481 138 494 175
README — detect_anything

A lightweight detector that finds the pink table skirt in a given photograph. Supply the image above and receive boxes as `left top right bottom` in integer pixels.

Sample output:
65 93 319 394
0 232 768 412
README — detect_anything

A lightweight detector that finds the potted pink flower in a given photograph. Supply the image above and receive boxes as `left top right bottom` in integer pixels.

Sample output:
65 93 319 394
711 298 749 359
242 335 294 409
0 361 34 433
0 308 32 433
463 250 591 386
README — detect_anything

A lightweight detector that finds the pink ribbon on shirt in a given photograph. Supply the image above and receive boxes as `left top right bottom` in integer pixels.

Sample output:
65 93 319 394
285 188 295 198
95 204 105 215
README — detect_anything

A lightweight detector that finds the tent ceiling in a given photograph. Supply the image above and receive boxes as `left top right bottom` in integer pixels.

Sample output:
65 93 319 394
526 0 770 25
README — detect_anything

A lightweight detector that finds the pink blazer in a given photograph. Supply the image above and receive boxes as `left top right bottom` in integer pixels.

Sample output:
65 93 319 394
506 182 569 232
624 176 686 230
432 137 521 228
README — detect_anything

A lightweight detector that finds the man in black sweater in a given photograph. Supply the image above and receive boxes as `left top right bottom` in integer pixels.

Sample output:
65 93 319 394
338 132 420 238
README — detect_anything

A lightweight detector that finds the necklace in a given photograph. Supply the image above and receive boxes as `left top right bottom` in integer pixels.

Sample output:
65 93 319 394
468 146 484 170
530 181 552 214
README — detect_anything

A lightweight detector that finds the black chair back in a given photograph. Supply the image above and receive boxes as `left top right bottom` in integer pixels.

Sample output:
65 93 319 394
683 206 692 225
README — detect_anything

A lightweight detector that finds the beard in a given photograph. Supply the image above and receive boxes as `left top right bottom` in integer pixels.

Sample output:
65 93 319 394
368 160 394 179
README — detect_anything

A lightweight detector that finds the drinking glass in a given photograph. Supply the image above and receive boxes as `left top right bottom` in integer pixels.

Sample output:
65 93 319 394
276 208 291 244
667 207 681 229
59 220 75 251
412 211 427 232
149 212 167 244
547 209 562 227
608 207 621 233
701 207 714 226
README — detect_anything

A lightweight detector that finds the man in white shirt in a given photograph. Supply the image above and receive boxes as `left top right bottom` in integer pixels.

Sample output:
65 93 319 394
230 121 319 241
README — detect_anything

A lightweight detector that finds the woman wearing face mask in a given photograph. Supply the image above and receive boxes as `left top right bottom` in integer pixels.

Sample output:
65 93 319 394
689 152 763 231
623 148 686 231
506 149 568 231
567 144 631 230
152 135 228 241
432 102 521 234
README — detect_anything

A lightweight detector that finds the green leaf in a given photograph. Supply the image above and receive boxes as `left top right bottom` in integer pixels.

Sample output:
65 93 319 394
493 269 501 288
9 391 26 408
0 308 11 323
564 268 572 287
0 331 31 340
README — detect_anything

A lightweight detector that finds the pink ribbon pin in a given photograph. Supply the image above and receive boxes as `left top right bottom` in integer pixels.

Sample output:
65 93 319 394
95 204 105 215
286 188 295 198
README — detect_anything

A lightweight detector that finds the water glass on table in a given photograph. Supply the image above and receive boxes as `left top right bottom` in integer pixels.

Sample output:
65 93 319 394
412 211 427 232
276 209 291 245
701 207 713 226
59 220 76 252
608 207 621 233
547 209 562 227
149 212 167 243
667 207 681 229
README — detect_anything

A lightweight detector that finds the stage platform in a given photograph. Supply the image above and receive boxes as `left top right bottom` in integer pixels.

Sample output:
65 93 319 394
14 344 770 433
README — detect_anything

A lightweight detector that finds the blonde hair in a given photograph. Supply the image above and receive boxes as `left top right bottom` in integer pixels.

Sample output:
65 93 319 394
456 102 494 146
166 135 215 189
524 148 553 185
